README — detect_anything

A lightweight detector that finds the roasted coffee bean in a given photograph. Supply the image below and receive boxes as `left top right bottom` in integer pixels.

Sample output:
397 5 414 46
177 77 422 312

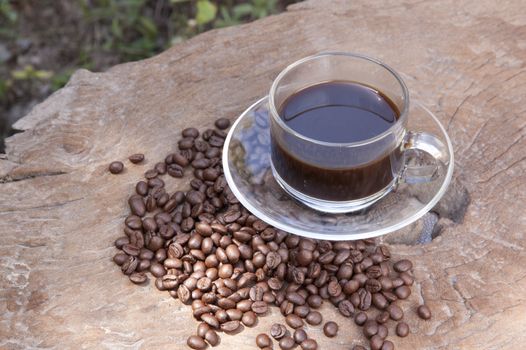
372 293 388 310
396 321 409 337
354 311 368 326
370 335 384 350
220 320 240 332
395 285 411 299
129 195 146 216
251 301 268 315
197 322 210 338
366 266 382 279
323 321 338 337
135 181 148 196
306 295 322 309
358 288 372 310
201 313 219 329
394 259 413 272
285 314 303 329
417 304 432 319
327 280 342 297
187 335 207 350
293 329 307 344
377 324 388 339
286 292 305 306
215 118 231 130
293 305 310 318
376 311 389 324
392 278 404 289
279 336 295 350
382 291 397 303
387 304 403 320
113 253 128 265
183 127 200 138
241 311 257 327
300 339 317 350
270 323 287 340
109 161 124 174
381 341 394 350
205 329 219 346
343 280 360 295
129 272 147 284
363 320 378 338
128 153 144 164
256 333 272 348
121 256 138 275
338 299 355 317
306 311 322 325
250 285 264 301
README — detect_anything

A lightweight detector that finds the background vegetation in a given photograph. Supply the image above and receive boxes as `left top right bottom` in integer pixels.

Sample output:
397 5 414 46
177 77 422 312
0 0 300 152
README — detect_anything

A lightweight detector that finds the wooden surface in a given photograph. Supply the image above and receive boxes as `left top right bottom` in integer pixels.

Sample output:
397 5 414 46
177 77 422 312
1 0 525 349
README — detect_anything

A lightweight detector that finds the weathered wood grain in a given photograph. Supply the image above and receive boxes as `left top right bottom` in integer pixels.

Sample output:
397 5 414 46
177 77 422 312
1 0 525 349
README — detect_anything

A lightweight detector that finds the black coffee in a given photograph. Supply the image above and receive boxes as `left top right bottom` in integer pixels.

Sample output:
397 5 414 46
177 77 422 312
272 81 402 201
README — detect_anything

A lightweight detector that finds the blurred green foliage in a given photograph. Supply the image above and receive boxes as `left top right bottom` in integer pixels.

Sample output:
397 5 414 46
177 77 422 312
0 0 299 103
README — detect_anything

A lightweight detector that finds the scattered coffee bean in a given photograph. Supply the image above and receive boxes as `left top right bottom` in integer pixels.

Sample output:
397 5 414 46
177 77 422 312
129 154 144 164
370 335 384 350
417 304 432 320
187 335 207 349
396 322 409 337
215 118 231 130
381 340 394 350
293 329 307 344
363 320 378 338
256 333 272 348
279 336 295 350
323 321 338 337
300 339 317 350
271 323 288 340
205 329 219 346
112 121 428 349
109 161 124 174
305 311 322 325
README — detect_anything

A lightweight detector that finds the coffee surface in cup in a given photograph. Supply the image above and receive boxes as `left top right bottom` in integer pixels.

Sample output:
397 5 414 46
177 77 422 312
279 81 399 143
272 81 402 201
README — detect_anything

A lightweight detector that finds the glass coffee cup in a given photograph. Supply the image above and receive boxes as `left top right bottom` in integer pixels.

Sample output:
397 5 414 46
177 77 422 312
269 52 448 213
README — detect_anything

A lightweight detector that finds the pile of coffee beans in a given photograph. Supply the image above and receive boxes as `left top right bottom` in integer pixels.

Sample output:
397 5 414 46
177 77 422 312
112 117 431 349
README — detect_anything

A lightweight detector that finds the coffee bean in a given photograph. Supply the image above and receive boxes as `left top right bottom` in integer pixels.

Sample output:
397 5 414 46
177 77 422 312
381 341 394 350
306 294 322 308
370 335 384 350
121 256 138 275
395 285 411 299
256 333 272 348
241 311 257 327
279 336 295 350
400 272 414 286
293 305 310 318
365 278 382 293
285 314 304 329
201 313 219 329
270 323 287 340
305 311 322 325
387 304 404 320
187 335 207 349
394 259 413 272
220 320 240 333
396 321 409 337
181 128 199 139
372 293 388 310
300 339 317 350
109 161 124 174
249 285 264 301
215 118 231 130
379 325 389 340
129 195 146 216
251 301 268 315
338 299 355 317
129 272 147 284
323 321 338 337
113 253 128 265
129 154 144 164
376 311 389 324
197 322 210 338
343 280 360 295
354 311 368 326
358 288 372 310
204 329 219 346
287 292 305 306
293 329 307 344
363 320 378 338
327 280 342 297
417 304 432 319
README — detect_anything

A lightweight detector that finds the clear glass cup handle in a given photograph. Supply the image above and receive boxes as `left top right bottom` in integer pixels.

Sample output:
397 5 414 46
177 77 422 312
401 131 450 184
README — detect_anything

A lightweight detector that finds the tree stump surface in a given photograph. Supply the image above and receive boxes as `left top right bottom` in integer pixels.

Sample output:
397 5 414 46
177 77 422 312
1 0 525 349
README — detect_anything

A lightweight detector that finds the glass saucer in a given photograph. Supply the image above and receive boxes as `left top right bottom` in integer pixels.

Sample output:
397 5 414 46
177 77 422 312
222 97 454 240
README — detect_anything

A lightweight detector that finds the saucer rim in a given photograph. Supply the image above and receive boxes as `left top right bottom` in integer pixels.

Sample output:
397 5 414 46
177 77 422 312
222 96 454 240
